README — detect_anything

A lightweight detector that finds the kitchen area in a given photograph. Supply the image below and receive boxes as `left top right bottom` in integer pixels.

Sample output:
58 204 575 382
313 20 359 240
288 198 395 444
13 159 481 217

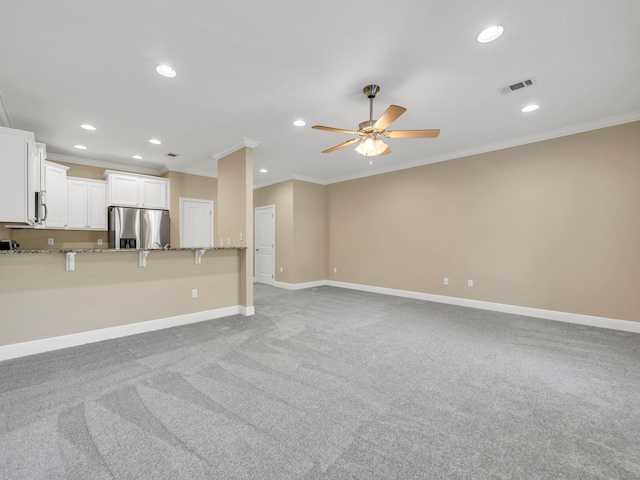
0 126 255 360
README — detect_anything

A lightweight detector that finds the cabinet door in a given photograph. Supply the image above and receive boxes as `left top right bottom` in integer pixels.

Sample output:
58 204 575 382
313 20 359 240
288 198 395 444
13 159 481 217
0 132 28 223
87 181 107 229
67 179 88 229
109 174 140 207
44 164 68 228
141 177 169 209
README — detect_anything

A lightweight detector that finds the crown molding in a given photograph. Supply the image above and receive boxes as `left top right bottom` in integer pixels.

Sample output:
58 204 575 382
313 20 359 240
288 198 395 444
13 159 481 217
325 111 640 185
162 165 218 178
211 138 261 161
292 174 326 185
47 152 164 176
253 175 295 190
253 173 326 190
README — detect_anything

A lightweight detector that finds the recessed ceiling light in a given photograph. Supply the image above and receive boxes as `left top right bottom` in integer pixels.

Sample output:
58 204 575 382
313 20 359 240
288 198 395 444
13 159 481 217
293 120 306 127
74 145 87 150
80 124 96 131
259 169 268 173
477 25 504 43
155 65 177 78
149 139 162 145
132 155 143 160
521 104 540 113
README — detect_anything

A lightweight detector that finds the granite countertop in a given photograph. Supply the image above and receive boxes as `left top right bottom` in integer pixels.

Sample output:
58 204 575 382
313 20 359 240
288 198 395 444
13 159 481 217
0 246 247 255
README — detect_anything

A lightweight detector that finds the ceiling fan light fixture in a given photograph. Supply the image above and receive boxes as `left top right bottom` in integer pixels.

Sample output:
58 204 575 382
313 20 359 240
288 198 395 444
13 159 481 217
355 135 388 156
477 25 504 43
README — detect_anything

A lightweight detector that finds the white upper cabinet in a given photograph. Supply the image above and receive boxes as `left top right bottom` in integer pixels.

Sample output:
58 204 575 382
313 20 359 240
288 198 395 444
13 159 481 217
107 172 140 207
104 171 169 209
0 127 42 225
43 162 70 229
68 177 107 230
140 176 169 209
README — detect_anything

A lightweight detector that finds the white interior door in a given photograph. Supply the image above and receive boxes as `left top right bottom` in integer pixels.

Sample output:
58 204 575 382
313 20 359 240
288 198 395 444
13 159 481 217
255 205 275 285
180 198 213 247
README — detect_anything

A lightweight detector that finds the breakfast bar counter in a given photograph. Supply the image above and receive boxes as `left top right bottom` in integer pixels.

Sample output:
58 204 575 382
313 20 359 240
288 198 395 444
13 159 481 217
0 247 251 356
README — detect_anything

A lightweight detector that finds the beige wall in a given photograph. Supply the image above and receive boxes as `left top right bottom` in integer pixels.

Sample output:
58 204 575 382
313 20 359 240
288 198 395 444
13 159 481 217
54 162 105 180
164 171 217 248
218 149 249 248
253 180 326 284
254 180 294 283
326 121 640 322
12 229 107 250
293 181 326 284
0 249 241 346
217 147 254 308
0 223 14 242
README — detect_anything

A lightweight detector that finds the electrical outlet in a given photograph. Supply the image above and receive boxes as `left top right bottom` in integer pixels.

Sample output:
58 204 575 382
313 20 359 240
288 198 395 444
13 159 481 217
227 237 231 246
192 289 198 298
333 267 337 273
468 280 473 287
444 277 449 285
47 238 54 246
280 267 283 273
97 239 103 246
240 233 243 241
220 238 223 246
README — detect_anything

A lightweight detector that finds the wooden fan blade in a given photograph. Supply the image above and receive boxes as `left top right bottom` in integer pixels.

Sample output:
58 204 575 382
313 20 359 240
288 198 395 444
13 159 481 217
386 129 440 139
322 138 361 153
312 125 359 135
373 105 406 130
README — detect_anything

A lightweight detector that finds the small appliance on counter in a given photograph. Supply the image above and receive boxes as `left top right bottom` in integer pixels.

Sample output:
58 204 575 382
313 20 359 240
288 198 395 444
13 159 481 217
108 207 170 249
0 240 19 250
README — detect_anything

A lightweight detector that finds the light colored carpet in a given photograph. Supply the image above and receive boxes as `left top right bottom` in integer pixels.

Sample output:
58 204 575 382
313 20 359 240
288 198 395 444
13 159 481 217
1 284 639 479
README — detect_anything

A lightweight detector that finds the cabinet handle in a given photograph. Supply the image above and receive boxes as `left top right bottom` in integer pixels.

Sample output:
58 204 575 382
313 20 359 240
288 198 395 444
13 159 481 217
42 203 48 221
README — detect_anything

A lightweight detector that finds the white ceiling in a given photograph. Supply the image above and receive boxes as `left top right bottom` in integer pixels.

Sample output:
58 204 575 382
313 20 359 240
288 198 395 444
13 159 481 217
2 1 639 187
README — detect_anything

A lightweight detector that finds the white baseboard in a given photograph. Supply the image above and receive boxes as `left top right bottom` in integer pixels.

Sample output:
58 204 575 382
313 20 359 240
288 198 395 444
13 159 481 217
326 280 640 334
274 280 328 290
0 305 247 362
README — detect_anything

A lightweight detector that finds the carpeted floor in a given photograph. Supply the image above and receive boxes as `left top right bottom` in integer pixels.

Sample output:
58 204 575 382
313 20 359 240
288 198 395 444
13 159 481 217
1 284 639 479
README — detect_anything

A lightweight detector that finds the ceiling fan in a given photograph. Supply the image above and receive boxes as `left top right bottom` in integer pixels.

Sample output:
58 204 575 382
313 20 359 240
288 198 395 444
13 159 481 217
312 84 440 157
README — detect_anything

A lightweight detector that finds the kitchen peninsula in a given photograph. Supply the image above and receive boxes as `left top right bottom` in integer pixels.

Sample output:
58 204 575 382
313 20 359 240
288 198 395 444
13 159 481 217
0 246 250 360
0 144 255 361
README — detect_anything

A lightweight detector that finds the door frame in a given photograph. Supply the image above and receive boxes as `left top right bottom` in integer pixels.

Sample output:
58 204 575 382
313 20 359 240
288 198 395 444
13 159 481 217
254 204 275 285
179 197 214 248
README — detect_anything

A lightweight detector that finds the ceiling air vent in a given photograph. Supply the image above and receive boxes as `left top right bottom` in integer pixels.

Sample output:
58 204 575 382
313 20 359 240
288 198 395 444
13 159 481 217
166 152 179 157
498 77 537 95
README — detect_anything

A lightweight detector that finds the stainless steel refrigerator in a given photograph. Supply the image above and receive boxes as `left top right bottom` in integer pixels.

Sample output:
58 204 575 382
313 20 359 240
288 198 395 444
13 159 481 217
108 207 170 249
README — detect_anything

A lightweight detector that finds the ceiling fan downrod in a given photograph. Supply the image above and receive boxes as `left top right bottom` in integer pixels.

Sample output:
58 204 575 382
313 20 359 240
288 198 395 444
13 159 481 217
363 84 380 123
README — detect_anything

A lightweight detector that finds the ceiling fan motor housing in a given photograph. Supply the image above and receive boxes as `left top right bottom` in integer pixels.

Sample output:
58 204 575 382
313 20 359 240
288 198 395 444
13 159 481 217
358 120 376 133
